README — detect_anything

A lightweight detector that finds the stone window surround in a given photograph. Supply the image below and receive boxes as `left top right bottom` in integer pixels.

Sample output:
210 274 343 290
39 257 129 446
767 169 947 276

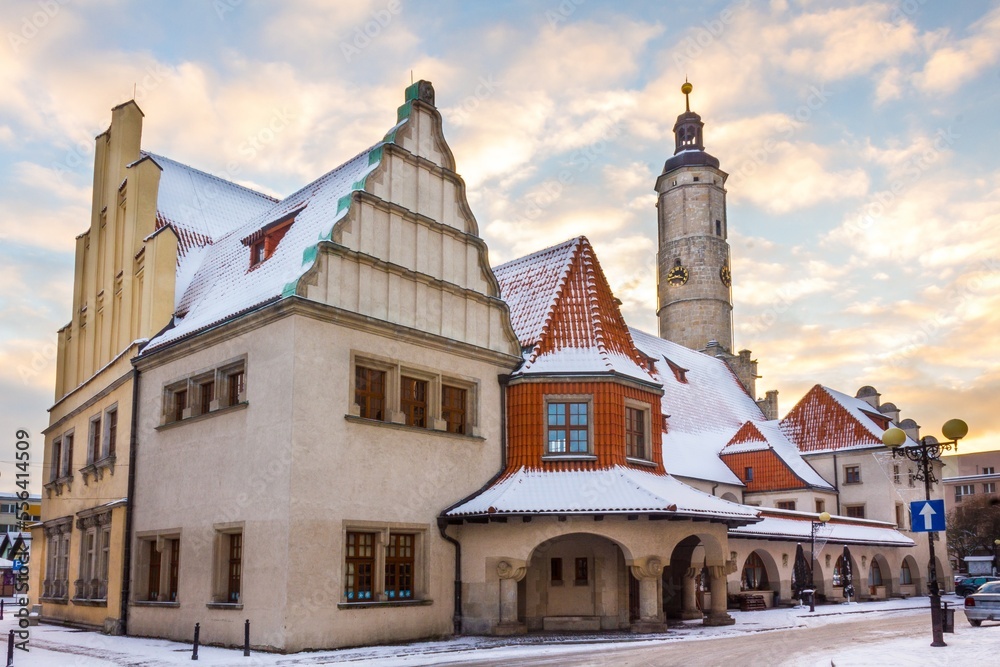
73 508 113 604
348 351 480 437
41 516 73 602
160 355 248 427
134 528 182 604
80 403 119 485
843 465 862 484
210 522 244 607
338 520 430 608
44 429 75 496
624 397 653 463
541 394 595 459
844 504 866 519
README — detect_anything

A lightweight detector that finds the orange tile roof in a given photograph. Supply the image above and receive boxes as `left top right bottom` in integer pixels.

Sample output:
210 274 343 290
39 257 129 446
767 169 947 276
780 385 888 453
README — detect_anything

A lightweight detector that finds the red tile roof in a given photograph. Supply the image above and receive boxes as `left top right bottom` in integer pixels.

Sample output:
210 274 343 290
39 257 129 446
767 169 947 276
493 236 654 384
779 384 908 453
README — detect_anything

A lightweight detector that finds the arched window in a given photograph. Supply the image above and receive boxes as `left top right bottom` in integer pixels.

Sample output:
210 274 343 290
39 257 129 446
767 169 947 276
741 552 769 591
868 560 883 586
900 560 912 585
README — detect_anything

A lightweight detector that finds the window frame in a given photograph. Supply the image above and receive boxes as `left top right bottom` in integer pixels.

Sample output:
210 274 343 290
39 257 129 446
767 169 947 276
574 557 589 586
210 522 244 606
624 400 651 461
160 357 247 426
744 466 754 482
345 531 376 601
776 500 796 511
354 364 388 421
87 414 102 465
399 375 429 428
984 482 997 494
543 395 593 457
349 353 480 436
104 405 118 459
844 465 862 484
135 531 181 604
844 504 866 519
384 533 415 600
340 521 429 605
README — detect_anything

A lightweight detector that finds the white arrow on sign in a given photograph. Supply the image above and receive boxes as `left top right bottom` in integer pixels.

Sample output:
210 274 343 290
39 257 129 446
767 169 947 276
919 502 936 530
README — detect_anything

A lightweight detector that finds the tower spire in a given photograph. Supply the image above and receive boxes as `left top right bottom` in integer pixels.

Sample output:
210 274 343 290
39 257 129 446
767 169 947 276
672 80 705 154
683 77 691 113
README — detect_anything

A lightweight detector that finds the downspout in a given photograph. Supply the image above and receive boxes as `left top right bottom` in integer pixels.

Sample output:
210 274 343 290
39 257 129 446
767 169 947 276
833 452 841 515
120 367 140 636
437 373 512 636
711 483 719 497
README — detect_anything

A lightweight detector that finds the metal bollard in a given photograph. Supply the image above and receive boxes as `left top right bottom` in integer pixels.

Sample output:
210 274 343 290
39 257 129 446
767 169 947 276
244 618 250 656
1 599 4 620
6 628 14 667
192 622 200 661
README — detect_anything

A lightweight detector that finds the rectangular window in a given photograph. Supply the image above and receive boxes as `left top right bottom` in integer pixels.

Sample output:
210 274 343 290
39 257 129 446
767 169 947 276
844 466 861 484
88 416 102 464
744 467 753 482
355 366 385 421
345 532 375 601
106 407 117 457
173 389 187 423
893 464 900 484
574 557 589 585
776 501 796 511
51 439 62 481
400 376 428 427
895 504 905 529
227 533 242 603
550 557 563 583
62 434 74 477
815 499 826 513
147 544 161 601
99 527 111 593
984 467 995 475
625 406 647 459
227 370 245 406
199 380 214 416
845 505 866 519
168 538 180 601
985 482 996 494
955 484 975 500
547 401 589 454
442 385 467 434
385 534 414 600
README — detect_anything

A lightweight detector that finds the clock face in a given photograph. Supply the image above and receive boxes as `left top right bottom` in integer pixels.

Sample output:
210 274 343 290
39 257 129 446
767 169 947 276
666 265 689 286
720 265 732 287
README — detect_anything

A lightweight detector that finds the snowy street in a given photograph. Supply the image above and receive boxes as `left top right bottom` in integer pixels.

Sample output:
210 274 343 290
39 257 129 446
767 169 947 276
4 596 996 666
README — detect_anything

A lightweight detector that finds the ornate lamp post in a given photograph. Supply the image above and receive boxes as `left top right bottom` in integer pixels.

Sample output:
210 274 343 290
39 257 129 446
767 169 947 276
994 539 1000 576
810 511 831 612
882 418 968 648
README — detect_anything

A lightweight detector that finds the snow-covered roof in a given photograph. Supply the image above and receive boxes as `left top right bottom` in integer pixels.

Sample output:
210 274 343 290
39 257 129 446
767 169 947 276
628 328 764 484
780 385 919 454
730 509 915 547
143 151 278 255
444 466 760 523
143 119 406 351
493 237 656 385
723 420 834 490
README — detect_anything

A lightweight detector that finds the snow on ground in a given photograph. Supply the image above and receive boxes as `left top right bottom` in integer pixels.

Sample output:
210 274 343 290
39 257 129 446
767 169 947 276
2 595 993 666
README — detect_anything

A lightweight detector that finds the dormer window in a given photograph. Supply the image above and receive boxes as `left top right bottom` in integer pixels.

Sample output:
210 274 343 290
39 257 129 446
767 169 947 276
242 206 304 270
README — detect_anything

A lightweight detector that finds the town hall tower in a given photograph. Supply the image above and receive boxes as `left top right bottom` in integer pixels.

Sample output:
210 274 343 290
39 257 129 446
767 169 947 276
655 82 733 352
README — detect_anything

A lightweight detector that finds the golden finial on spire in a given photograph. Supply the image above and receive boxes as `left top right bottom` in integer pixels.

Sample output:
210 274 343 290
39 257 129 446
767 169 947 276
681 78 692 112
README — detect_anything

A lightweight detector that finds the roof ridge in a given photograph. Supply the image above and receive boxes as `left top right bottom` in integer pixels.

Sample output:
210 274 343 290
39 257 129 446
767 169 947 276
141 150 280 202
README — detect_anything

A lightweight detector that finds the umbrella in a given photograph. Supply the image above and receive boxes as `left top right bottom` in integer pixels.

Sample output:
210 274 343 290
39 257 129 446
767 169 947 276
842 545 855 601
792 543 811 601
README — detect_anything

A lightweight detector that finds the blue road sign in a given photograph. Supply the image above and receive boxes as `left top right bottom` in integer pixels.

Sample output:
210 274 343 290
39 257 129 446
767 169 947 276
910 499 946 532
12 559 23 571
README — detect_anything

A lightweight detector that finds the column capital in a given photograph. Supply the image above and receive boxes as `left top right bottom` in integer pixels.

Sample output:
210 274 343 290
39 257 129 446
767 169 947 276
629 556 664 580
497 559 527 582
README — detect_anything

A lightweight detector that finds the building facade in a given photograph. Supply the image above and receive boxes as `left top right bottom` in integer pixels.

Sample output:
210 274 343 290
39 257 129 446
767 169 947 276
31 81 957 649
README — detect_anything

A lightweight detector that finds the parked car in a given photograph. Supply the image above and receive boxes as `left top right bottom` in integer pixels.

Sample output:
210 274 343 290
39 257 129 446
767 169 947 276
956 576 1000 597
964 581 1000 626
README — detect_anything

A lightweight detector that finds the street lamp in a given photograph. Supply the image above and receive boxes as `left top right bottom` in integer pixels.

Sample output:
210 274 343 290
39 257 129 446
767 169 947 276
810 511 831 612
882 418 968 648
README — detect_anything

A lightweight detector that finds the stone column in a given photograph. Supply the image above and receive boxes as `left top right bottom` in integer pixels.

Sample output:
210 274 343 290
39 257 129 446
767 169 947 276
495 560 527 635
681 567 703 620
704 564 735 626
629 557 668 633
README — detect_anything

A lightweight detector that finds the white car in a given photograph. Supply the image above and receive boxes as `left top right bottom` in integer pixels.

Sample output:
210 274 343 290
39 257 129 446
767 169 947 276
964 581 1000 626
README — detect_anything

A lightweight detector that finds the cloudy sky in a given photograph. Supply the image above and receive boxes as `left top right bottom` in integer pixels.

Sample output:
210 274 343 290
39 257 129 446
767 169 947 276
2 0 999 492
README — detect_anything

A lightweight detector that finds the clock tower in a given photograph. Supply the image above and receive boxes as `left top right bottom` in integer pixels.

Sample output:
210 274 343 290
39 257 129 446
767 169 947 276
655 81 733 352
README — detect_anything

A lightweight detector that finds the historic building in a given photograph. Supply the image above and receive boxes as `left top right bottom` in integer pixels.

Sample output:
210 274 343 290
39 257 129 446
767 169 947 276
31 81 953 649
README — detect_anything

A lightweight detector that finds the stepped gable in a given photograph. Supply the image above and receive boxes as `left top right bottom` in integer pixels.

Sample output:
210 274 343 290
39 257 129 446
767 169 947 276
721 420 834 491
780 385 918 453
493 236 654 384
